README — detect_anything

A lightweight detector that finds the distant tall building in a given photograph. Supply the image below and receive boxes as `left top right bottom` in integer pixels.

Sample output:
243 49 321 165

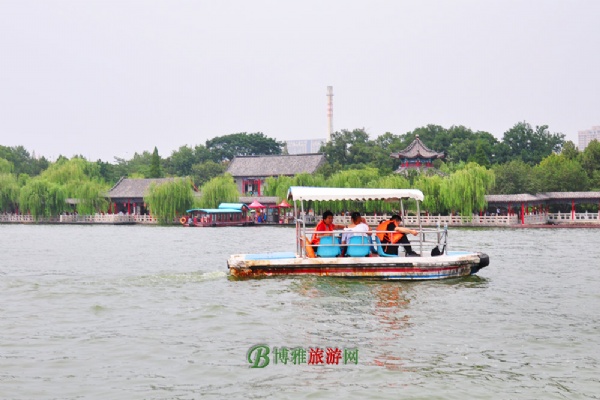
285 139 326 155
578 126 600 150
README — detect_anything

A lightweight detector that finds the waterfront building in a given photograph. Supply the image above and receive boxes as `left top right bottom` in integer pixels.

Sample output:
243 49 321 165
226 153 326 196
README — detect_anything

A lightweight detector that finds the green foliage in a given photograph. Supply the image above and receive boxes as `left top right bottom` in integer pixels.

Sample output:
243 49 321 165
17 158 110 215
501 122 565 165
148 147 162 178
144 178 195 224
414 174 444 214
263 175 294 200
533 154 589 192
561 141 580 161
197 174 240 209
206 132 283 162
0 145 49 177
191 161 226 187
0 173 20 212
19 178 67 219
581 140 600 189
0 158 14 173
73 181 109 215
441 163 495 216
491 160 535 194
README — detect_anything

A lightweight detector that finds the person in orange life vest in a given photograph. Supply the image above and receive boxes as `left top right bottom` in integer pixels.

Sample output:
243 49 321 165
311 210 345 245
376 214 420 256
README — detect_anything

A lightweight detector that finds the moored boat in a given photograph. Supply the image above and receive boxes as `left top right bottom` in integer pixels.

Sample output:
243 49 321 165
184 203 251 227
227 187 489 280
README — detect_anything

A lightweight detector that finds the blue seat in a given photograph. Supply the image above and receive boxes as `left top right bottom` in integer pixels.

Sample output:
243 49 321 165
345 236 371 257
373 236 398 257
316 236 341 258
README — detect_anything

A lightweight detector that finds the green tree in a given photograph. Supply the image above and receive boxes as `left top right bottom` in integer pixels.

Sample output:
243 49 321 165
581 140 600 189
0 158 13 173
144 178 194 224
0 145 50 176
0 172 20 212
19 178 67 219
198 174 240 209
533 154 589 192
206 132 283 162
491 160 535 194
561 141 580 161
191 160 226 187
319 128 381 170
501 122 565 165
148 147 162 178
440 163 495 216
414 174 445 214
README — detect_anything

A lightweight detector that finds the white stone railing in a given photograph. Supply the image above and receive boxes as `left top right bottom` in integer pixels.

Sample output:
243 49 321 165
548 212 600 222
0 213 162 224
2 212 599 226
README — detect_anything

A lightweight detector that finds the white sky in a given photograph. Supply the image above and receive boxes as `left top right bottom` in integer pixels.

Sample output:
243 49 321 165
1 0 599 163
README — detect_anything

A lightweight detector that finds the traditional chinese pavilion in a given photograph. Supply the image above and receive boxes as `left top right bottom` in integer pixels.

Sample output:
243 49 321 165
391 135 444 172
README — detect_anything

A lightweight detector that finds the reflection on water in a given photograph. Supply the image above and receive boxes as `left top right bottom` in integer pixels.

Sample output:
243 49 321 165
1 225 600 399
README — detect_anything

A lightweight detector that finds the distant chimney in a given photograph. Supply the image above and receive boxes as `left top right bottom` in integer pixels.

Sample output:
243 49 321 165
326 86 333 141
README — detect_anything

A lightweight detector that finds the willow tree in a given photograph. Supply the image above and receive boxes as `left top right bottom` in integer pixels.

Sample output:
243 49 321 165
73 181 110 215
33 157 110 214
197 174 240 209
414 174 445 214
0 173 20 212
19 178 67 219
440 163 495 217
263 175 294 200
145 178 195 224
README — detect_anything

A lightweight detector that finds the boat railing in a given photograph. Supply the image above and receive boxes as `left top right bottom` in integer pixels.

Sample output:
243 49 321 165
298 226 448 258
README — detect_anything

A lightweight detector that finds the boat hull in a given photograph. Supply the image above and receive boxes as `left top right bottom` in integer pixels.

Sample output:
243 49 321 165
227 251 489 280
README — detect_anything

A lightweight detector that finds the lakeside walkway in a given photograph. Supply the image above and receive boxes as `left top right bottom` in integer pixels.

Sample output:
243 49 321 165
2 212 599 227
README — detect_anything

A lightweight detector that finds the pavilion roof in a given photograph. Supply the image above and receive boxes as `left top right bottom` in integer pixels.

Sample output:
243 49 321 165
226 154 326 178
106 177 178 199
485 192 600 204
391 135 444 159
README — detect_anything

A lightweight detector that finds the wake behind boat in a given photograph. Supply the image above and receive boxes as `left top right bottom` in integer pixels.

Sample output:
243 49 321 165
227 187 489 280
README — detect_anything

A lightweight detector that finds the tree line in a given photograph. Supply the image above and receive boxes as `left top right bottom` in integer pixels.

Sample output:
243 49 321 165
2 122 600 222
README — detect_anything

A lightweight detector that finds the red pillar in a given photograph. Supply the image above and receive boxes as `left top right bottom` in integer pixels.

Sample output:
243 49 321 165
572 200 575 220
257 180 261 196
521 203 525 225
127 200 131 215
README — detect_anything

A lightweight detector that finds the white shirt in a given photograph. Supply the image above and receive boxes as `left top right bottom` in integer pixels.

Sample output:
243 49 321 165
341 222 370 244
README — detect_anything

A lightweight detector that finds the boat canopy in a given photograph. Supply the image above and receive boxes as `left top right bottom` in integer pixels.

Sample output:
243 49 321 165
218 203 248 211
287 187 424 202
186 208 242 214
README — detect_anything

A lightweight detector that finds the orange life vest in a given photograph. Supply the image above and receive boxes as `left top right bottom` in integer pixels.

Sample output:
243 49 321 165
376 220 404 244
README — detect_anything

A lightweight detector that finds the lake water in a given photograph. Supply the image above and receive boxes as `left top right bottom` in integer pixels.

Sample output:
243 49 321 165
1 224 599 399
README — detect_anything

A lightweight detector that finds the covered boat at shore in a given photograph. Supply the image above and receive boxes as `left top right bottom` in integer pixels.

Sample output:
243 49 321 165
184 203 251 227
227 187 489 280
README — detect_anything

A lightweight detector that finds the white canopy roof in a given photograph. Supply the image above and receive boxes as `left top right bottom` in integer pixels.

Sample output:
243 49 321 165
287 187 424 202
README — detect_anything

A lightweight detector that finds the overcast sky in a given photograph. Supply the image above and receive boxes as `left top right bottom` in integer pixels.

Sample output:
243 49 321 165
1 0 599 163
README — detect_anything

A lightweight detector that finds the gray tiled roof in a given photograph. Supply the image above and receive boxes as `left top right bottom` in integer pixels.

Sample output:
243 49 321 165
485 192 600 204
226 154 326 177
391 135 444 159
107 177 177 199
238 196 280 205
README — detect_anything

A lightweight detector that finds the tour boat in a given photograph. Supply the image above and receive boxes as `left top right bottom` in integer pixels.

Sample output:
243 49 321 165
227 187 489 280
183 203 251 227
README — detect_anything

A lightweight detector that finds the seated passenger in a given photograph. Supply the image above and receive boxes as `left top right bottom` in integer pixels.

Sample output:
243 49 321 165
341 212 370 244
311 210 345 246
376 215 420 257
